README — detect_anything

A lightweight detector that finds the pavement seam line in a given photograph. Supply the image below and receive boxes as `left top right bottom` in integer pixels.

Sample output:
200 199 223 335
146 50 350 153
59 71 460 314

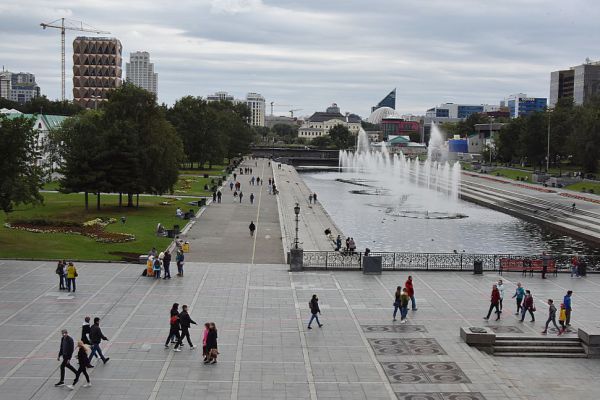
250 159 266 264
0 262 46 291
63 276 162 400
147 265 212 400
329 274 397 400
0 263 130 388
230 263 251 400
0 283 58 327
289 274 317 400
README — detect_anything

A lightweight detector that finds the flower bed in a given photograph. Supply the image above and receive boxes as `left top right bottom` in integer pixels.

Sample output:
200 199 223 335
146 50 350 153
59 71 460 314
5 220 135 243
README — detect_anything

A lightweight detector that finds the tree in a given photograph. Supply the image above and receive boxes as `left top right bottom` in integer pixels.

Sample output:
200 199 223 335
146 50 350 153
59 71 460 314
0 114 44 212
310 136 332 148
496 118 523 163
328 124 354 149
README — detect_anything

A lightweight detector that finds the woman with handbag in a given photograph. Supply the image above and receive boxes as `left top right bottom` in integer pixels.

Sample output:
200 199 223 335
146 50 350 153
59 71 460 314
205 323 218 364
66 262 78 292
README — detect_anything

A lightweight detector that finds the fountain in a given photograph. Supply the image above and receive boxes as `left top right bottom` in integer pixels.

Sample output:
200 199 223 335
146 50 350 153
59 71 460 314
338 124 464 220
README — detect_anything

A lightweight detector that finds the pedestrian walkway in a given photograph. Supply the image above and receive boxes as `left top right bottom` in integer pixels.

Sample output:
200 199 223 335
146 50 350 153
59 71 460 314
184 158 284 264
272 163 344 251
2 260 600 399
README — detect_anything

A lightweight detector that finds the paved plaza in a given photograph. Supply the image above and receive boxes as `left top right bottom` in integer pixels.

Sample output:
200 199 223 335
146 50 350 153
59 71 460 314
1 260 600 400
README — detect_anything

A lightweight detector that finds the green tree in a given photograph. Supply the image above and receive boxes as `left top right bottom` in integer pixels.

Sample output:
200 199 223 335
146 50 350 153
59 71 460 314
328 124 354 149
310 136 332 148
0 114 44 212
496 118 523 163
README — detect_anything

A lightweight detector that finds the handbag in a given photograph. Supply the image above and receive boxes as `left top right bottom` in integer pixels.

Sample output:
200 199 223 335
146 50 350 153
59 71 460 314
209 348 219 357
74 271 78 277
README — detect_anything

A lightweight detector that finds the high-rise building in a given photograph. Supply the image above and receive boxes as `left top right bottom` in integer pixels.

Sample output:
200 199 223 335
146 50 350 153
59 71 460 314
72 37 123 108
206 91 236 102
245 92 265 127
126 51 158 95
0 70 40 104
425 103 487 119
371 88 396 112
550 61 600 107
506 93 547 118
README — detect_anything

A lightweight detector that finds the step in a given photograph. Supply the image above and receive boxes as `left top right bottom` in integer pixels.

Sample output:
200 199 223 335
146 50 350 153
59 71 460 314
494 352 588 358
495 336 580 342
494 346 585 353
495 340 582 347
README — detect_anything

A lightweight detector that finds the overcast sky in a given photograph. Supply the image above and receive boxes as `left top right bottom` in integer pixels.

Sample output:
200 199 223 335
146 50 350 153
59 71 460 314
1 0 597 117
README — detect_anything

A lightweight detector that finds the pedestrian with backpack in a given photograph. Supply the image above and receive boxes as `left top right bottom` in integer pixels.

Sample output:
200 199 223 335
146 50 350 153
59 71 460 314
307 294 323 329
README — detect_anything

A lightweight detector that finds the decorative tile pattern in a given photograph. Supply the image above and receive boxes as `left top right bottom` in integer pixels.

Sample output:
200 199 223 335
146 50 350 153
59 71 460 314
382 362 471 384
488 326 523 333
395 393 486 400
368 338 446 356
362 324 428 333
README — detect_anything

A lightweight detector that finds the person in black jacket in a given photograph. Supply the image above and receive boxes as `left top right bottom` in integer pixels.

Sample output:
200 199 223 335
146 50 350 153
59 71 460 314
55 329 78 387
307 294 323 329
176 305 197 349
68 341 92 388
88 317 109 365
80 316 94 368
162 250 172 279
166 303 180 346
205 322 218 364
167 314 182 351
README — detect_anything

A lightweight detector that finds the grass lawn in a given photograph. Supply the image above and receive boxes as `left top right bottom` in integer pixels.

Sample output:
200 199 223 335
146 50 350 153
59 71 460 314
42 181 60 191
564 181 600 194
0 192 199 261
493 168 531 182
173 176 216 196
179 164 227 176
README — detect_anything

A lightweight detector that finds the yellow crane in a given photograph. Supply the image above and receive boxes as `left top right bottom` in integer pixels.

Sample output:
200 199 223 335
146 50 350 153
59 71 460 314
40 18 110 101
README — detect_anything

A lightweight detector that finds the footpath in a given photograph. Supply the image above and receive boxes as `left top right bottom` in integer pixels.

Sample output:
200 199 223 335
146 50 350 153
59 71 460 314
184 158 284 264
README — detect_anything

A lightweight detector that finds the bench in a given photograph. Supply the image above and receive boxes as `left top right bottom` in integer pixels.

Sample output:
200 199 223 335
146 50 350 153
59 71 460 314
499 258 557 277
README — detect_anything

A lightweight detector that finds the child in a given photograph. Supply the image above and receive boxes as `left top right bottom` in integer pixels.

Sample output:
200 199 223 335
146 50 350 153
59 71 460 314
558 303 567 335
542 299 560 334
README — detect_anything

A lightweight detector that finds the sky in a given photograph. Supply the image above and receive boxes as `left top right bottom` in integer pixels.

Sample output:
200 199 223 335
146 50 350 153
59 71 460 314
1 0 598 117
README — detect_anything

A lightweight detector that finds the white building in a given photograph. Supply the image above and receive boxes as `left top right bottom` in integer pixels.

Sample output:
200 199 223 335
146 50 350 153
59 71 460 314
245 92 265 127
126 51 158 95
206 91 236 102
298 103 362 140
0 71 41 104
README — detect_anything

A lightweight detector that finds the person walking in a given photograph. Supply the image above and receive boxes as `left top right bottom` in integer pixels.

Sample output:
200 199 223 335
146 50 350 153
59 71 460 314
239 191 244 203
177 305 197 349
212 191 217 202
55 329 78 387
563 290 573 326
88 318 109 365
152 256 161 279
307 294 323 329
229 181 234 191
512 282 525 315
335 235 342 251
176 249 185 277
497 279 505 311
202 322 210 362
558 303 567 335
66 262 78 292
249 221 256 237
520 290 535 322
542 299 560 334
68 341 92 389
217 190 222 203
205 323 218 364
483 284 501 321
166 303 180 345
405 276 417 311
570 256 579 278
56 260 66 290
400 288 410 323
313 192 317 202
541 251 551 279
250 193 254 204
162 250 172 279
309 194 313 204
167 313 182 352
392 286 402 321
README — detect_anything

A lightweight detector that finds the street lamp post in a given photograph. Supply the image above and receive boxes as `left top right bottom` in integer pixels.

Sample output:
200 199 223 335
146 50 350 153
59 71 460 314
546 112 551 172
293 203 300 249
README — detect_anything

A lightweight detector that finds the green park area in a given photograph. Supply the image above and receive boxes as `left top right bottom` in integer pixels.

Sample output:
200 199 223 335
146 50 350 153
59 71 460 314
0 192 199 261
564 181 600 194
493 168 531 182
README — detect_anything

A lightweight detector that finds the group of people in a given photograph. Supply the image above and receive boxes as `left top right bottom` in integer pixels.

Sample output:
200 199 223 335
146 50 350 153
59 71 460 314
308 193 318 204
55 260 78 292
392 276 418 322
147 246 185 278
484 280 574 335
165 303 219 364
55 316 110 389
334 235 357 253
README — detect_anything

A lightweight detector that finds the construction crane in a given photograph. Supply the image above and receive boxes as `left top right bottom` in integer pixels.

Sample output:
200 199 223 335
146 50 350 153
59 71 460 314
269 102 298 116
40 18 110 101
289 109 303 118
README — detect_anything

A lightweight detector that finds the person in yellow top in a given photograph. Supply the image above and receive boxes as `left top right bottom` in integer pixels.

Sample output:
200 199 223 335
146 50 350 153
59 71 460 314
66 262 78 293
558 303 567 335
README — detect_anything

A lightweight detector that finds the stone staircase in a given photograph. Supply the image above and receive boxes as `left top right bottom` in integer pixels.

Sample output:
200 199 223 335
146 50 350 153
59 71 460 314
493 336 587 358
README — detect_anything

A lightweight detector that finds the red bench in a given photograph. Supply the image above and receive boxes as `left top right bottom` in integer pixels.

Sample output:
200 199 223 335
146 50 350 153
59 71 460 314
499 258 557 276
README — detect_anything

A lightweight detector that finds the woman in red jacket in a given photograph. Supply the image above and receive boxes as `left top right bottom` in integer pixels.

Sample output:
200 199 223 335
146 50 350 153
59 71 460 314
520 290 536 322
484 284 501 321
404 276 417 311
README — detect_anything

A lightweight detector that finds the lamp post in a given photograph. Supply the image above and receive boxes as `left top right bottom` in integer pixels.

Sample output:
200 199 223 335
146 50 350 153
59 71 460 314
293 203 300 249
546 111 551 172
91 94 100 110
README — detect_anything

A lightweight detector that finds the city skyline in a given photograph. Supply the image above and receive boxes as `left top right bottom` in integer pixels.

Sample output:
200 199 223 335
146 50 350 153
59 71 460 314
0 0 597 116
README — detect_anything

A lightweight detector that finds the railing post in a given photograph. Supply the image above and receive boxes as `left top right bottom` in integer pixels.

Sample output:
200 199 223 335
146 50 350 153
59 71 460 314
393 252 397 270
359 252 362 270
460 254 463 270
426 254 429 270
325 252 328 270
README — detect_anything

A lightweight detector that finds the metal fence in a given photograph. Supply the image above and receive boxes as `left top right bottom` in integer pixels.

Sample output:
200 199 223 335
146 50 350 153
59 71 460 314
302 251 600 272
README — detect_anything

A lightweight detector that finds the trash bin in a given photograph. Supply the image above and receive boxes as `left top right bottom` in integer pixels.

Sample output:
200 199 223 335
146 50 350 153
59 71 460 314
473 260 483 275
182 242 190 252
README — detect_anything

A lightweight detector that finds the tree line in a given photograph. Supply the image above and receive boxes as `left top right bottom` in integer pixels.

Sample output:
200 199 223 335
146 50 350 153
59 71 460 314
0 84 254 212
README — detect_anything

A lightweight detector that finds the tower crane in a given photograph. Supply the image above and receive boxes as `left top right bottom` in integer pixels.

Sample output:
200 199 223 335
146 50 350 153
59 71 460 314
40 18 110 101
289 109 302 118
269 102 298 116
